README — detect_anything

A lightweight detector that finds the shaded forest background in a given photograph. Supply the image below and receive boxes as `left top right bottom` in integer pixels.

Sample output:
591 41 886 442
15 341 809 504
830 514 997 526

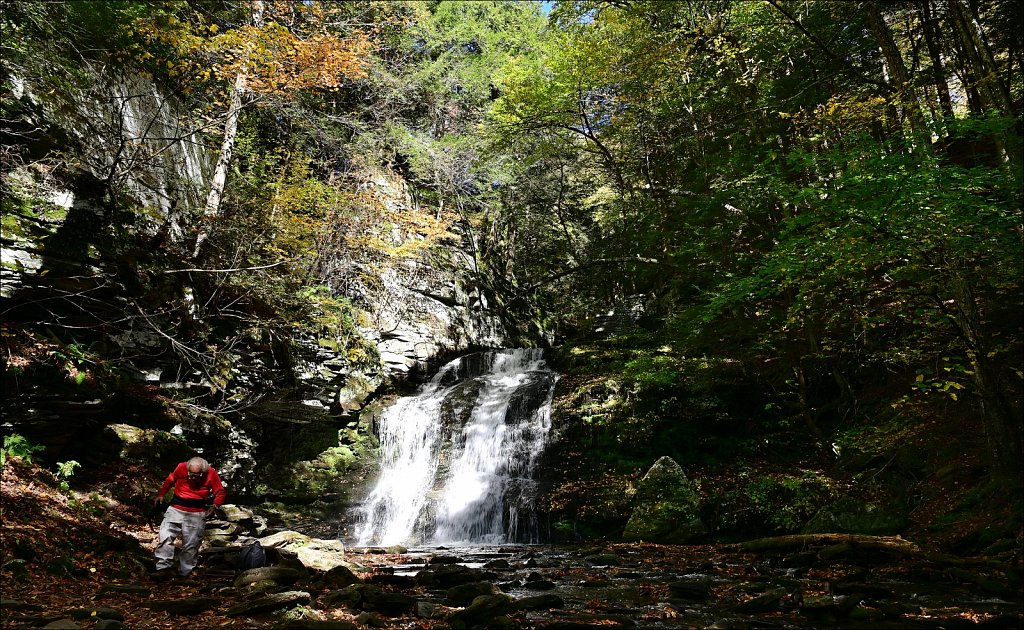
1 0 1021 549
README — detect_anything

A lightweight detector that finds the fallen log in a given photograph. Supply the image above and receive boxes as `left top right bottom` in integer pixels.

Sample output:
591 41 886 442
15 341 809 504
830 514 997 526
724 533 922 556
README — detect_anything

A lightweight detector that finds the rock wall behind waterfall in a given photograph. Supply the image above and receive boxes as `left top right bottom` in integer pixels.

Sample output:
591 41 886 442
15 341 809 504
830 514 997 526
344 171 507 379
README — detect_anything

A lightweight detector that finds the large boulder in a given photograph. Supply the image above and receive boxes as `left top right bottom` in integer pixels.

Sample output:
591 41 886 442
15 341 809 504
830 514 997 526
622 456 705 543
259 530 348 572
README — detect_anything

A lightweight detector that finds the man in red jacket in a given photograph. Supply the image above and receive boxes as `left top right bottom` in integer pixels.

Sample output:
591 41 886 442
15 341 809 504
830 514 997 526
152 456 227 578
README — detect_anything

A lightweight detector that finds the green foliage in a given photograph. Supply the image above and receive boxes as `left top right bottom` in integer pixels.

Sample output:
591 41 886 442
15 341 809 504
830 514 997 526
833 413 922 461
491 0 1021 475
55 460 81 495
1 434 45 466
621 354 680 388
733 469 838 533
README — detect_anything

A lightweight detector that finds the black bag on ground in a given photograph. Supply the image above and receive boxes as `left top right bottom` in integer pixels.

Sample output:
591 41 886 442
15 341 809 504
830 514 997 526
239 541 267 569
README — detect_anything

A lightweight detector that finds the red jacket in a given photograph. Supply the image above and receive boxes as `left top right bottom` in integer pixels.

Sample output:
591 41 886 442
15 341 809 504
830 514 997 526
158 462 227 512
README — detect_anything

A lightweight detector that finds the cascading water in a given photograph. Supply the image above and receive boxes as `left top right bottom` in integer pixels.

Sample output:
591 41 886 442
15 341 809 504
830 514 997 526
354 348 558 547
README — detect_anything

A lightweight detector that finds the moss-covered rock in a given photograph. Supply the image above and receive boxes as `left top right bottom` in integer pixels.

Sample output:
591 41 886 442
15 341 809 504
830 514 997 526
622 456 705 543
106 424 192 470
802 494 908 535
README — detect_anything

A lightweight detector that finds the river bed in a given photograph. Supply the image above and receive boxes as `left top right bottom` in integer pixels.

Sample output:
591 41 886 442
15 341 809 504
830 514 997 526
343 542 1020 629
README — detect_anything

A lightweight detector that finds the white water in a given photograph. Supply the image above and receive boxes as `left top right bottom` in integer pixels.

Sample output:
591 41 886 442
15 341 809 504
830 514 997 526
354 349 558 547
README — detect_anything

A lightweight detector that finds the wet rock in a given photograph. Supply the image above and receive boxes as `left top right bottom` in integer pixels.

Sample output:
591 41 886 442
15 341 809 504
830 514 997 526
622 456 705 543
356 545 408 555
225 591 310 616
417 563 484 587
577 575 611 587
734 587 788 613
41 621 81 629
321 584 368 608
447 593 515 629
537 613 636 629
484 559 510 569
708 619 780 629
446 581 502 606
848 605 885 624
363 591 418 615
584 553 621 566
319 564 362 589
514 594 565 610
523 579 557 590
368 573 417 587
94 620 124 630
667 579 714 600
831 581 894 598
320 584 416 616
416 601 441 619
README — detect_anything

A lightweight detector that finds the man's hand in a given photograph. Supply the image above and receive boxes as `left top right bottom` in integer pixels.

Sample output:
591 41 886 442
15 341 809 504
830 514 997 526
205 506 215 518
153 496 163 508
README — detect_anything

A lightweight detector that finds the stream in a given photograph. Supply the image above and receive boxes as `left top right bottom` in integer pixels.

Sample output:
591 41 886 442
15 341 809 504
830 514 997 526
343 542 1020 629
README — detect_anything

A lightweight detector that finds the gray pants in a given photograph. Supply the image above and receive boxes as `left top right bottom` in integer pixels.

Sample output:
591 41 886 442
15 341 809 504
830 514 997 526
154 507 206 576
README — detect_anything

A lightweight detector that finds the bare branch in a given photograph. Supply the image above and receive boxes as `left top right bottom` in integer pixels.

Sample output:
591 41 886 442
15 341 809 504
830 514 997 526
162 260 292 274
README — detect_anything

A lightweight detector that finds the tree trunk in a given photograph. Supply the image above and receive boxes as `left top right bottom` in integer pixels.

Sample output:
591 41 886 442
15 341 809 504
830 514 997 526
947 0 1015 116
937 273 1023 475
863 2 926 136
192 0 265 259
918 0 955 124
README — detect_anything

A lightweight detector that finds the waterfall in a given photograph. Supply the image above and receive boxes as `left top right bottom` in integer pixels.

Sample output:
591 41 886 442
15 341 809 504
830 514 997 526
354 349 558 547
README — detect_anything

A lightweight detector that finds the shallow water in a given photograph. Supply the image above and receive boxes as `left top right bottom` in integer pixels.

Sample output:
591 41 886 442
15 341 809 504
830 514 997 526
346 543 1022 629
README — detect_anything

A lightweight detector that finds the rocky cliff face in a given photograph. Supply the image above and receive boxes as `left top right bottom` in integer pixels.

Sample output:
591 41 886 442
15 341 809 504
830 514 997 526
1 62 507 498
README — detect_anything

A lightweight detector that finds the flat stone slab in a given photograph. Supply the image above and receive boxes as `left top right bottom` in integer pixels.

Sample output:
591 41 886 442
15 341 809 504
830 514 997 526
226 591 310 616
234 566 306 587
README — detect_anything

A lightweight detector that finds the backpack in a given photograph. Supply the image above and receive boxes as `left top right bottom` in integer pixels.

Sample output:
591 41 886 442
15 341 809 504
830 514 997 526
239 541 267 570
